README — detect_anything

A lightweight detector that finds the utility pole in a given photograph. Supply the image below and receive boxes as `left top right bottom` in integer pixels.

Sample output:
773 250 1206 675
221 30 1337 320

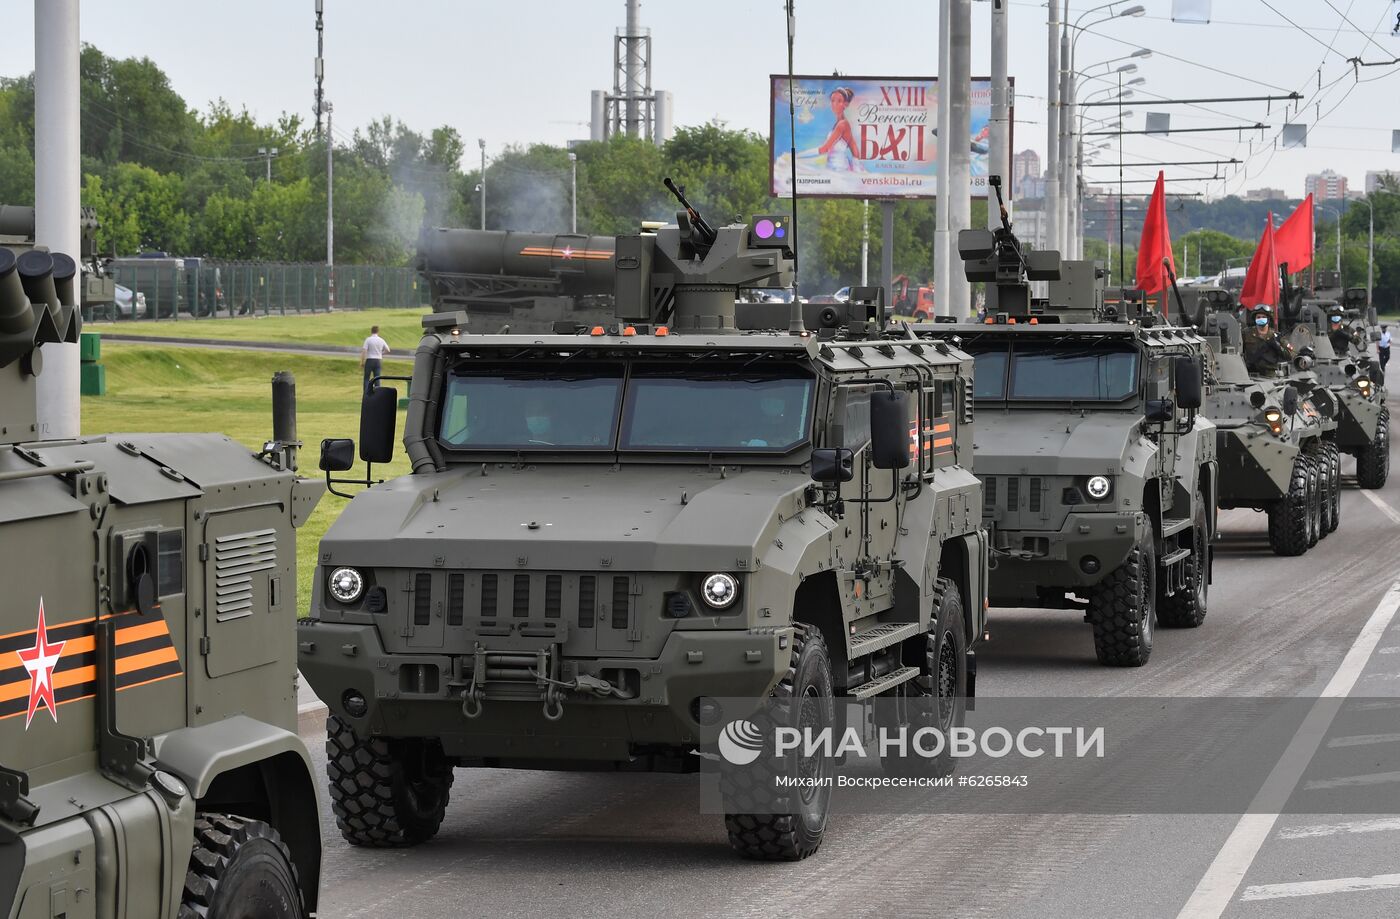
33 0 81 437
988 0 1011 229
568 151 578 233
934 0 952 315
326 101 335 310
861 199 869 286
947 0 973 316
1046 0 1061 253
479 139 487 230
314 0 325 138
258 146 279 181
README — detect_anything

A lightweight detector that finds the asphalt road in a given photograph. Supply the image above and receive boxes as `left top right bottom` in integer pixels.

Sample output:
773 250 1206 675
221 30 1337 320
301 394 1400 919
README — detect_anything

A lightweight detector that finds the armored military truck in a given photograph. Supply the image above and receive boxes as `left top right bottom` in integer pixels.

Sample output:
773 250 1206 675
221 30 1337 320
0 246 325 917
1279 287 1389 489
298 182 989 861
0 205 115 322
913 191 1214 667
1189 288 1338 555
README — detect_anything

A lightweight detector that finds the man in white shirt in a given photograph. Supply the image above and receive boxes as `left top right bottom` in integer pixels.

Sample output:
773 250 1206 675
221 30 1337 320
1379 324 1390 377
361 325 390 394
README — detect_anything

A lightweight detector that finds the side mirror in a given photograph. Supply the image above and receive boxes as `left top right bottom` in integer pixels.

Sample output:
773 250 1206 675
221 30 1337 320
319 437 355 472
1174 355 1202 410
811 447 855 484
869 390 911 470
1145 398 1175 423
1281 386 1299 416
360 386 398 464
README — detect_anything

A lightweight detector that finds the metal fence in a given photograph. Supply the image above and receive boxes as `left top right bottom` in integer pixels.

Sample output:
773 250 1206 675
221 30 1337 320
93 260 429 321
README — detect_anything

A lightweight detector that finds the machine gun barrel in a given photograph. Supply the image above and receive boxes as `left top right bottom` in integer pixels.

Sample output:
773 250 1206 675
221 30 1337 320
663 177 717 249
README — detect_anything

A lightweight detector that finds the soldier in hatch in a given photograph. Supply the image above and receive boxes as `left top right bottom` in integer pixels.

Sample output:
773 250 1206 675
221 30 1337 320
1242 305 1294 376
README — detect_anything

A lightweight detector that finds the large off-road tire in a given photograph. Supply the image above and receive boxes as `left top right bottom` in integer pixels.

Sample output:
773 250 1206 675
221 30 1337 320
179 814 303 919
1157 491 1209 629
1325 442 1342 533
326 715 454 848
1356 407 1390 490
1316 449 1335 537
1303 454 1322 549
878 581 967 777
1086 535 1156 667
1267 458 1311 557
724 624 834 861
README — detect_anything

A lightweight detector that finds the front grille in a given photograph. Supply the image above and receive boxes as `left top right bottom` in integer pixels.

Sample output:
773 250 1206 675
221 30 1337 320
1029 477 1042 512
611 576 630 629
578 576 596 628
513 574 530 617
545 574 562 619
448 573 464 626
413 572 431 625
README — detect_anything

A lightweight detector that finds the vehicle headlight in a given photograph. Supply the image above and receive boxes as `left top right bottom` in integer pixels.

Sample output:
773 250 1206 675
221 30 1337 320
1263 408 1283 424
327 567 366 604
1356 378 1372 394
700 573 740 610
1086 475 1112 500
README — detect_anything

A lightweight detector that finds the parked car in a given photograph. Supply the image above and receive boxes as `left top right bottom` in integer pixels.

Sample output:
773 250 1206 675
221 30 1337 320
114 283 147 319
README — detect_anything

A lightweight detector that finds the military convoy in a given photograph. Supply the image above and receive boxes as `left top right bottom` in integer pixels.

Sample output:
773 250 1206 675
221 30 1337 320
1185 289 1339 555
0 244 325 916
910 189 1215 666
298 182 989 861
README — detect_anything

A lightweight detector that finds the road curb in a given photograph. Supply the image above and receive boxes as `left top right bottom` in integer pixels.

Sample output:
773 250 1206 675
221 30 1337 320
298 700 328 739
100 332 358 355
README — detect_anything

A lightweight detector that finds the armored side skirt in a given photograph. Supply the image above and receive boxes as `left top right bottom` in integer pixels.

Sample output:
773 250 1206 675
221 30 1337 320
1215 428 1297 506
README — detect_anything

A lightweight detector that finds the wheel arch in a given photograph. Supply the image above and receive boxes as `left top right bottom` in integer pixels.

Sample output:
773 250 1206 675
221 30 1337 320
154 716 321 914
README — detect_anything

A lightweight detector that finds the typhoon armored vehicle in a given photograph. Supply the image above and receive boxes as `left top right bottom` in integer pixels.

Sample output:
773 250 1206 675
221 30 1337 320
298 181 989 860
0 246 325 917
1187 288 1338 555
1279 284 1388 489
913 185 1215 667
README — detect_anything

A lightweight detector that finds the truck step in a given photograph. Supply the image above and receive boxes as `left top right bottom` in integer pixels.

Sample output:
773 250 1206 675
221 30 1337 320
849 622 922 657
1159 547 1193 567
849 666 921 700
1161 517 1192 537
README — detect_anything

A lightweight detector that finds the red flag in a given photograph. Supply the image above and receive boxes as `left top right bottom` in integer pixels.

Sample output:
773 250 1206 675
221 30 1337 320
1273 193 1314 274
1134 172 1175 294
1240 214 1280 309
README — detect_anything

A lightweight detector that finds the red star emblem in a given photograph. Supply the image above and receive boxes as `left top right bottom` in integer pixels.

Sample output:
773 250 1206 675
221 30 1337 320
16 599 66 728
560 246 575 259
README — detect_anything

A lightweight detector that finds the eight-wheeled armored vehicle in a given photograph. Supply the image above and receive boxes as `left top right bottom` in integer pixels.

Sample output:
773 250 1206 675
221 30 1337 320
299 184 989 861
0 244 325 917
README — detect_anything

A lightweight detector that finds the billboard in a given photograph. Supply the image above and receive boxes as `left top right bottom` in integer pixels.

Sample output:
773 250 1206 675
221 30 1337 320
770 75 1009 199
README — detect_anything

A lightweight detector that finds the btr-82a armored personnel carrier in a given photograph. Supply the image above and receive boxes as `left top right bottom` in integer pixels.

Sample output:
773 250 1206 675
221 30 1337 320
0 247 324 916
913 185 1215 667
298 181 989 861
1188 288 1338 555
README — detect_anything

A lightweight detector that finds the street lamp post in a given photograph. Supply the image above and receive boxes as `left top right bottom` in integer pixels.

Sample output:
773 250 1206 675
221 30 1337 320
1357 196 1375 305
567 152 578 233
1317 203 1341 278
478 139 487 231
257 146 280 181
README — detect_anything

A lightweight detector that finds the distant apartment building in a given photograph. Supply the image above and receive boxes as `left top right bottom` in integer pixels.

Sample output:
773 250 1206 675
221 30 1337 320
1366 170 1400 193
1245 187 1286 201
1305 170 1348 201
1013 149 1041 185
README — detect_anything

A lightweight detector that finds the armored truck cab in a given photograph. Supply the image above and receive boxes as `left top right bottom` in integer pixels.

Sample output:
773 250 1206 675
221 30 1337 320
913 200 1214 667
1191 288 1339 555
299 189 988 861
0 248 324 917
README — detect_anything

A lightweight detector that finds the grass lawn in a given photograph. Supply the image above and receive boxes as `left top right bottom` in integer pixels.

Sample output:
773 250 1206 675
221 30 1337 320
83 344 414 614
87 306 430 350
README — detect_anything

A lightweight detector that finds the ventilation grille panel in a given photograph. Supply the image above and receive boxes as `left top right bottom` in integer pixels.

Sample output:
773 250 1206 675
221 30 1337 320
213 528 276 621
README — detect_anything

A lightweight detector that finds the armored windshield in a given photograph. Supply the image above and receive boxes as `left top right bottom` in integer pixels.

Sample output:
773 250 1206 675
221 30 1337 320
971 341 1139 402
437 362 813 453
621 367 813 452
439 365 625 450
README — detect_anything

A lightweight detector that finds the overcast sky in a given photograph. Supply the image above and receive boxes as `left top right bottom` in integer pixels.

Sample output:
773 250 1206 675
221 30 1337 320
3 0 1399 200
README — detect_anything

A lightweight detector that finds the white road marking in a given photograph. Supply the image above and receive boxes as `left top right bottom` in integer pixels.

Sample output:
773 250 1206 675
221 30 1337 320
1277 817 1400 839
1327 732 1400 748
1361 489 1400 526
1240 873 1400 901
1304 770 1400 790
1175 582 1400 919
1379 646 1400 655
1350 700 1400 710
